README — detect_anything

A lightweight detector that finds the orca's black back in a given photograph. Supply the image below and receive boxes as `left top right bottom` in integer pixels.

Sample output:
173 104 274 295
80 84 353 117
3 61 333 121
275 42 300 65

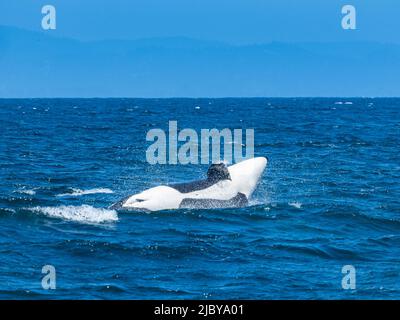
170 179 215 193
170 163 231 193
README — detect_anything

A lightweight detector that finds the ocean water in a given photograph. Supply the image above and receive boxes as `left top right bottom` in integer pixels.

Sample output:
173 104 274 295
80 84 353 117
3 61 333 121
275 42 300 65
0 98 399 299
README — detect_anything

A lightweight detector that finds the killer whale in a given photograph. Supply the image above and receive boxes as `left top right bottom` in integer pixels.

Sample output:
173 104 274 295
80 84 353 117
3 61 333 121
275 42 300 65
110 157 267 212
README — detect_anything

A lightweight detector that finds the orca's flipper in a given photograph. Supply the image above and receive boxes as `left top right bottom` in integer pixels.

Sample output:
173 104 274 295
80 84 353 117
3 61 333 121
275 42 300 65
179 192 247 209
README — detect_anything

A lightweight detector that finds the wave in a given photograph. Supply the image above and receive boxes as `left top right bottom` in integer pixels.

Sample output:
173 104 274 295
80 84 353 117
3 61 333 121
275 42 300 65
14 189 36 196
288 201 302 209
26 205 118 223
271 243 363 260
56 188 114 197
0 207 16 215
334 101 353 105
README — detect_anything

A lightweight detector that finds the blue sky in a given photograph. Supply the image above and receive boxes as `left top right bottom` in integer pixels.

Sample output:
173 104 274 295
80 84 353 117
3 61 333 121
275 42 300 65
1 1 400 97
1 0 400 44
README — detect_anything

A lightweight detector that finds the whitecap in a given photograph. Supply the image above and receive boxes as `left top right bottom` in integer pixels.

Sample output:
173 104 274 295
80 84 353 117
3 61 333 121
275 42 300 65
289 202 302 209
15 189 36 196
1 208 16 214
27 205 118 223
57 188 114 197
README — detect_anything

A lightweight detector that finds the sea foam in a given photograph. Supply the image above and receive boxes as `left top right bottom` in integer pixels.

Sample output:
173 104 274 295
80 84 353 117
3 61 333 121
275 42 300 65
27 205 118 223
289 202 302 209
15 189 36 196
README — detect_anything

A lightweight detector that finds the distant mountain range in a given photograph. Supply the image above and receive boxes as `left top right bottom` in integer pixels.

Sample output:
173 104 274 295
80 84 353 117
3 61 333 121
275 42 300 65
1 25 399 97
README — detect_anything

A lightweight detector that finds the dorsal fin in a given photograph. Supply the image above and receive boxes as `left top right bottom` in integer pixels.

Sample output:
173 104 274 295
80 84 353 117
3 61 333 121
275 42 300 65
207 163 231 182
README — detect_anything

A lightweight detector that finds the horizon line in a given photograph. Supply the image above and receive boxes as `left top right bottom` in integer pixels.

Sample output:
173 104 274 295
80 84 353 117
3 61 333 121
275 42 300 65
1 96 399 100
2 24 400 47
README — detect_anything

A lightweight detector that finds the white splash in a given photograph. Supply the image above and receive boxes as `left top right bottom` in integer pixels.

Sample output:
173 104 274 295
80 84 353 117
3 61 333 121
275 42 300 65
1 208 16 214
289 201 302 209
15 189 36 196
27 205 118 223
57 188 114 197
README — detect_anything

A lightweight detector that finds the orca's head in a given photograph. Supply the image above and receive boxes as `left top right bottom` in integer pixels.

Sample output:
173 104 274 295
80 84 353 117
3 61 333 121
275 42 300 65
207 163 231 182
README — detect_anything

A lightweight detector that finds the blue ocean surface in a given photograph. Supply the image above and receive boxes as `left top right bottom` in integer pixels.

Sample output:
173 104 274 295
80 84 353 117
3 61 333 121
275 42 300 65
0 98 399 299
